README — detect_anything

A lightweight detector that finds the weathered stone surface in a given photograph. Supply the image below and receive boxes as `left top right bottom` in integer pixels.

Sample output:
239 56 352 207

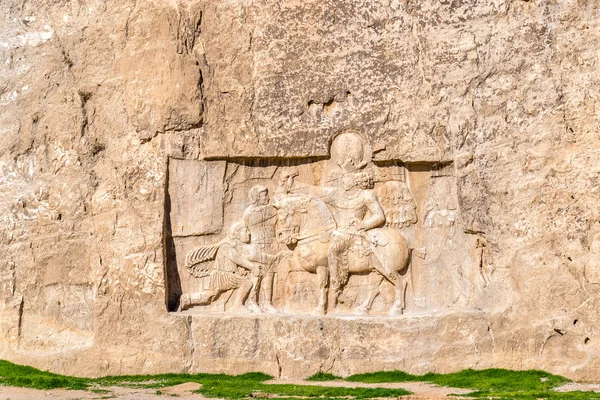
1 0 600 382
183 312 496 378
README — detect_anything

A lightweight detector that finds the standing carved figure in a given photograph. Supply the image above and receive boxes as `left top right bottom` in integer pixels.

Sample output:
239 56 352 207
243 185 280 313
180 222 262 313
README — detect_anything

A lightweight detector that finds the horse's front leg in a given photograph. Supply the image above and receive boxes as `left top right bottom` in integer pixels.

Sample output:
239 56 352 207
313 265 329 315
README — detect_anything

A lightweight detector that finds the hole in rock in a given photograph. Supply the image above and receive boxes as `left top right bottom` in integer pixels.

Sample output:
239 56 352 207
573 319 578 325
323 97 335 107
585 337 590 344
92 143 106 156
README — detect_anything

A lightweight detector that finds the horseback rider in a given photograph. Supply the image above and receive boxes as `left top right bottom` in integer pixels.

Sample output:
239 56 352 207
271 132 410 315
275 166 387 301
322 170 386 301
273 132 388 302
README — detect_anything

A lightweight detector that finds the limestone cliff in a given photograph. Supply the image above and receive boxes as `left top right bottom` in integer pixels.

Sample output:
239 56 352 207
1 0 599 380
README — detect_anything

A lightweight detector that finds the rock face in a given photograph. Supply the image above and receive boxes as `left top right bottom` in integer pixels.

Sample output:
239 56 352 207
1 0 599 381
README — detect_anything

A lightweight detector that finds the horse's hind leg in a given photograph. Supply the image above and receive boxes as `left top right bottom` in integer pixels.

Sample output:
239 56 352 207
356 273 383 315
370 256 406 316
313 265 329 315
389 273 407 316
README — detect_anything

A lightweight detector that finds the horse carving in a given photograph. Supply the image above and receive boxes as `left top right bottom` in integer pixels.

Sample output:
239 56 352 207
275 194 410 316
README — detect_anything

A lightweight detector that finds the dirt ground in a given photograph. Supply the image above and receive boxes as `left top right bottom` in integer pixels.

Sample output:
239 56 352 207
0 380 470 400
555 382 600 393
1 379 598 399
0 382 204 400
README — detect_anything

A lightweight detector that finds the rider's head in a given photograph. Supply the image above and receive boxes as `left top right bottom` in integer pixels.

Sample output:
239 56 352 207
229 222 250 243
248 185 269 205
333 132 366 173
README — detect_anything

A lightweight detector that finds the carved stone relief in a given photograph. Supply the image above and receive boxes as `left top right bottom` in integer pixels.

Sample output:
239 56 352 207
165 131 482 316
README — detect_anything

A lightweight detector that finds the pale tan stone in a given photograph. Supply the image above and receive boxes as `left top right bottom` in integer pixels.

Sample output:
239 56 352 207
0 0 599 383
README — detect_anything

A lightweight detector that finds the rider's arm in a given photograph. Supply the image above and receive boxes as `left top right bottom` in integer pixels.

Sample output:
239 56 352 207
359 191 386 230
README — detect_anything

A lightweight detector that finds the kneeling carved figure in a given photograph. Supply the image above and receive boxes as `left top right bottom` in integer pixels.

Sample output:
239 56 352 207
180 222 279 314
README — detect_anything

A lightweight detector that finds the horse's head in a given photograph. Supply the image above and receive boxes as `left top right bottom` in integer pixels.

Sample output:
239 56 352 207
274 197 309 246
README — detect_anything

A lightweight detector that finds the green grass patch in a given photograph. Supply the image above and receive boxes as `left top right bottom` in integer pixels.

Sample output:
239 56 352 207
197 376 410 398
425 368 567 391
346 368 600 399
2 359 599 400
306 372 342 381
245 384 410 399
346 369 417 383
187 373 409 399
0 361 409 398
0 360 89 390
92 372 216 388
